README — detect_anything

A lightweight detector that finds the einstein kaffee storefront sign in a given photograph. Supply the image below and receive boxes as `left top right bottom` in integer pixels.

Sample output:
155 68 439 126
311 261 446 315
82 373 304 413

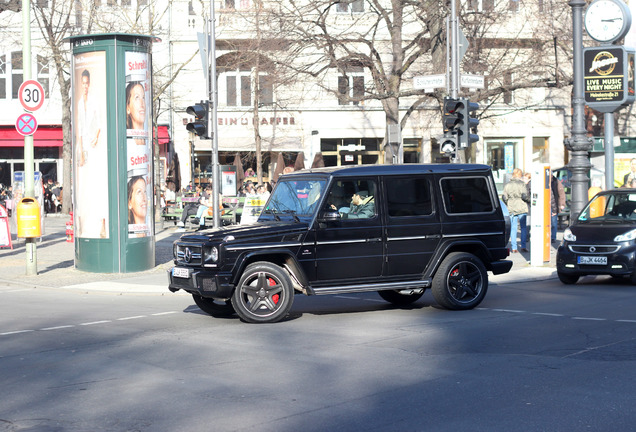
584 46 635 113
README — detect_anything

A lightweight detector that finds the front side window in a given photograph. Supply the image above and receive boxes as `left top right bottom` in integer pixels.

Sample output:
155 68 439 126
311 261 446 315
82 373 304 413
441 177 494 214
325 179 377 219
387 177 433 217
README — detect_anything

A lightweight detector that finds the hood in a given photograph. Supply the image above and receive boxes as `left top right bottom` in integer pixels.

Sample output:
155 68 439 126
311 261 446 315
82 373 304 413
570 220 636 242
177 220 310 243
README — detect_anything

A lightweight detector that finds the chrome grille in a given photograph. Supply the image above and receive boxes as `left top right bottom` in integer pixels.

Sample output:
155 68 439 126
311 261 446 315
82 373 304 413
176 244 203 265
569 244 620 254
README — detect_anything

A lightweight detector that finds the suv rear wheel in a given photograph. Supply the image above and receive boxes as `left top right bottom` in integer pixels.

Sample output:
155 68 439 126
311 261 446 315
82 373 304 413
432 252 487 310
232 262 294 323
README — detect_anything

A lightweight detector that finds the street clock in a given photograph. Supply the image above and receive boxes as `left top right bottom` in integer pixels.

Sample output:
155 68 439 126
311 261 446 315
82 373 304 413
585 0 632 44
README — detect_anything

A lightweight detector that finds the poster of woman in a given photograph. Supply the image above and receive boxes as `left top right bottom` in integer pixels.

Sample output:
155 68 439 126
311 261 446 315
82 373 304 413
73 51 109 239
125 51 153 238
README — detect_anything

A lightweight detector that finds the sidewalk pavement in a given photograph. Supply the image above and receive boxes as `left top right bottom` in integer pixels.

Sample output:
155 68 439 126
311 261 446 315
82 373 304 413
0 214 558 294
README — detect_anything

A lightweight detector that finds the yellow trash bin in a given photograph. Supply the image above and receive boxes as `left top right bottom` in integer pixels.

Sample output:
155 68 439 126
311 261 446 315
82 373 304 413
17 197 41 238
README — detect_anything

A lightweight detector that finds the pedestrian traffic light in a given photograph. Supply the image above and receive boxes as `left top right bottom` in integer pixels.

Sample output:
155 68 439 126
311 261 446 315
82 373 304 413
440 135 458 157
443 97 465 136
186 100 209 138
459 99 479 148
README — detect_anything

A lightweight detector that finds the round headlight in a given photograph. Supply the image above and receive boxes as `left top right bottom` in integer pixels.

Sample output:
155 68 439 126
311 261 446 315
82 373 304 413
203 246 219 263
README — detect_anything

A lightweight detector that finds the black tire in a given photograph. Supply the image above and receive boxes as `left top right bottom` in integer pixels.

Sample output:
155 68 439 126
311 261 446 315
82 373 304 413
432 252 488 310
378 290 424 306
232 262 294 323
192 294 235 317
557 272 579 285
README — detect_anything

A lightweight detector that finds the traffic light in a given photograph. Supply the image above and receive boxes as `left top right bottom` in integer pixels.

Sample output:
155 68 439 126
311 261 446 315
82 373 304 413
443 97 465 135
186 100 209 138
459 99 479 148
440 135 458 157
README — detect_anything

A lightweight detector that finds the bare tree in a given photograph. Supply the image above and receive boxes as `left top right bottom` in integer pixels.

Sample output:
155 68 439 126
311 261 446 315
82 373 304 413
264 0 575 162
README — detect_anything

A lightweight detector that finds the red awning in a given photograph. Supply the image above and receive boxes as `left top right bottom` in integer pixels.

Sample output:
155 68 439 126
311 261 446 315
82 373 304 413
0 124 170 147
0 125 63 147
157 125 170 145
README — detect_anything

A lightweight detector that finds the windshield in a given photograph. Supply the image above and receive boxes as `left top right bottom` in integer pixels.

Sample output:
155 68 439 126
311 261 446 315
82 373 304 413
578 193 636 223
262 179 327 218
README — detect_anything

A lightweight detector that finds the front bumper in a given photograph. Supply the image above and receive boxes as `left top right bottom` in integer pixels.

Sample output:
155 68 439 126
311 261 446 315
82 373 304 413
167 267 234 299
556 243 636 277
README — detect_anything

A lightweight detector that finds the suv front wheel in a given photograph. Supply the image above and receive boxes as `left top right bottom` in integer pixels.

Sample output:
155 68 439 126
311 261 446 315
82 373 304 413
432 252 487 310
232 261 295 323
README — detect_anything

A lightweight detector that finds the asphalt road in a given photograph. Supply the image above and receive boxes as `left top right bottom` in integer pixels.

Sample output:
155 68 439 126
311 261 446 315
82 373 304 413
2 275 636 432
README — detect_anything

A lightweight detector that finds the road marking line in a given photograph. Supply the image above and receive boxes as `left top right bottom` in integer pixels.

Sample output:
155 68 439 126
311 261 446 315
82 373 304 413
492 309 525 313
532 312 565 317
116 316 146 321
1 329 34 336
151 311 178 316
80 320 112 326
616 319 636 323
40 325 75 331
572 317 606 321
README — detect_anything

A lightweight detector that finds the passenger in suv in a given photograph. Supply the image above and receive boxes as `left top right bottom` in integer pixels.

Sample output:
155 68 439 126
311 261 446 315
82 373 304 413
168 164 512 323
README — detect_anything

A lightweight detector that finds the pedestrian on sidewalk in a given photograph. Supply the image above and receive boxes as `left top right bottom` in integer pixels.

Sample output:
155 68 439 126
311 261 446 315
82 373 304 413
502 168 528 253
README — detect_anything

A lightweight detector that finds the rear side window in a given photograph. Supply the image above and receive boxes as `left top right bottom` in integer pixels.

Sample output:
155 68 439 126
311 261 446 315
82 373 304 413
386 177 433 217
441 177 494 214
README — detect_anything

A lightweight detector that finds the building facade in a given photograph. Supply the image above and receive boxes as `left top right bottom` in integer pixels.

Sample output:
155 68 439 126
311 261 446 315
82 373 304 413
1 0 635 196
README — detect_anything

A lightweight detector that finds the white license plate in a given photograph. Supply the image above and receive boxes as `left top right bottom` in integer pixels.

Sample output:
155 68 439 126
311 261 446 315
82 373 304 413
172 267 190 278
578 256 607 265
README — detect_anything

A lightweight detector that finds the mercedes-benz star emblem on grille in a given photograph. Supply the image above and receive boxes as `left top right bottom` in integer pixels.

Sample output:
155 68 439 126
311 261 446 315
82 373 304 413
589 246 596 253
184 247 192 263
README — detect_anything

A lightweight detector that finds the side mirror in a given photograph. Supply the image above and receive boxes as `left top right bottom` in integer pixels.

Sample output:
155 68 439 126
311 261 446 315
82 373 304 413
318 210 341 222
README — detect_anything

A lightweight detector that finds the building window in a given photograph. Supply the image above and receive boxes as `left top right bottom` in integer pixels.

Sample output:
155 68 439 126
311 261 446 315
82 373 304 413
468 0 494 11
37 55 50 98
509 0 519 12
188 0 195 14
225 0 235 8
0 55 6 99
337 66 364 105
223 68 273 107
336 0 364 13
11 51 22 99
503 72 514 104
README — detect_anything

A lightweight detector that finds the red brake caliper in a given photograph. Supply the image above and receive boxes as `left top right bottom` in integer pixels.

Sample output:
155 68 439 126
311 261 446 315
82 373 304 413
269 278 279 304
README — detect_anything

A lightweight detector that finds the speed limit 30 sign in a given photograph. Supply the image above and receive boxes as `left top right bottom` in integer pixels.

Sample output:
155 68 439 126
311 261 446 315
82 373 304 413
18 79 45 112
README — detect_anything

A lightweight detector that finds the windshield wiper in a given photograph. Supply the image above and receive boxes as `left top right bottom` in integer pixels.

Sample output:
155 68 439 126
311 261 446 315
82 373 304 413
262 208 281 221
282 210 300 222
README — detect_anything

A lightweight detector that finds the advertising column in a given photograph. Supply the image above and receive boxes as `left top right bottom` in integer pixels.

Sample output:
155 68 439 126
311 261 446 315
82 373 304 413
70 34 156 273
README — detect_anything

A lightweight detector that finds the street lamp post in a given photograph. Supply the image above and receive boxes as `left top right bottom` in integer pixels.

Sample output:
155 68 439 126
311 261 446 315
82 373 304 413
565 0 594 220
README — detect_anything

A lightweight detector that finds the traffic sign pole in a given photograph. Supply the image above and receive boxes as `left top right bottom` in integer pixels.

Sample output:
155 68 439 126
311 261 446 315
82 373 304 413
22 0 37 276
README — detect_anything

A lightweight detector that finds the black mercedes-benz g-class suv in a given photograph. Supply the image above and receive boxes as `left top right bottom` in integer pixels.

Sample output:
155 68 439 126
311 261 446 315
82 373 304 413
168 164 512 323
